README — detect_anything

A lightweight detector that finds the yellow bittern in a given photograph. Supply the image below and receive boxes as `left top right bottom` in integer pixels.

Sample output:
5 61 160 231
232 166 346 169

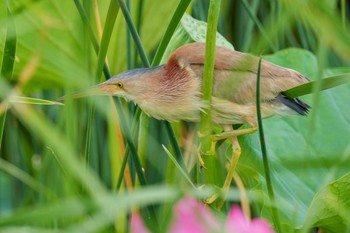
65 42 309 200
68 43 309 123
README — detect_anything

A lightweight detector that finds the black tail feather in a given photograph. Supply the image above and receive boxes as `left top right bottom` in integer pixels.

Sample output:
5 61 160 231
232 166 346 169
277 93 310 116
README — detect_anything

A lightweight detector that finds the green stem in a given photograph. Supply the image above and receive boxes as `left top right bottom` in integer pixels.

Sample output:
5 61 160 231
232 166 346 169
239 0 277 52
117 0 186 167
199 0 221 135
151 0 192 66
96 0 119 81
0 107 7 152
341 0 346 29
116 0 150 67
73 0 111 79
256 57 282 233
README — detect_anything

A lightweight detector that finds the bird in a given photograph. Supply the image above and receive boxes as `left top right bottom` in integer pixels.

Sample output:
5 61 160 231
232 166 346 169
66 42 310 127
64 42 310 204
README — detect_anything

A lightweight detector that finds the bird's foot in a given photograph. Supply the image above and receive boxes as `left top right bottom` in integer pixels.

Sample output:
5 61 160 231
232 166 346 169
196 144 206 169
211 127 258 141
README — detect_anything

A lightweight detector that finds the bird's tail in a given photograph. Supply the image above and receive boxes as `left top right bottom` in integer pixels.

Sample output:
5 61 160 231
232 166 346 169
277 93 310 116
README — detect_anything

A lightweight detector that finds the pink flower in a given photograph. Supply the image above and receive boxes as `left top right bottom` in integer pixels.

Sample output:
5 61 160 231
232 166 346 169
130 197 275 233
169 197 221 233
131 212 150 233
225 205 275 233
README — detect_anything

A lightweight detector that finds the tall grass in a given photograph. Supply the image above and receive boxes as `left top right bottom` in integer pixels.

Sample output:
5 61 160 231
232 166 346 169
0 0 350 232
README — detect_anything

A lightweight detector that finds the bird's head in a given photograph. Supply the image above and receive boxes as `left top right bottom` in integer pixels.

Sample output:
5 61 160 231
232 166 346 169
61 66 164 103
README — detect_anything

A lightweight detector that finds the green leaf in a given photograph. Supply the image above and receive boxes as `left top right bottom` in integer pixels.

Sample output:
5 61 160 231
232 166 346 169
264 48 318 78
1 1 16 151
302 172 350 233
161 13 234 63
284 73 350 98
239 49 350 231
95 0 119 81
1 3 16 80
264 48 350 99
9 96 64 106
152 0 191 66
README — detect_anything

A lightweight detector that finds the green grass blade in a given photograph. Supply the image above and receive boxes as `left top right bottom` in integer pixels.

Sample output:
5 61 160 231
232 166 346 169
199 0 222 187
9 96 64 106
1 2 16 151
95 0 120 81
73 0 111 79
1 3 16 80
239 0 277 52
200 0 221 135
162 145 196 189
0 106 6 151
148 0 192 173
283 73 350 98
116 0 150 67
72 0 150 198
0 158 53 197
256 57 282 233
151 0 191 66
117 0 185 174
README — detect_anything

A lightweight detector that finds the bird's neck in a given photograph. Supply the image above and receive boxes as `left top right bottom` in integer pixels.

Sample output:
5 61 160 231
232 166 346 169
133 64 204 121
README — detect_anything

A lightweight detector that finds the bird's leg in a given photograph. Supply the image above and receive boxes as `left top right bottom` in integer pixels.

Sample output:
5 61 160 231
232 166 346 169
196 144 206 169
206 125 257 206
211 127 258 141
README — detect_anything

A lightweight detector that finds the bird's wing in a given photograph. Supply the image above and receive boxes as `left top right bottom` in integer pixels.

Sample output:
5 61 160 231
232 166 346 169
166 42 309 104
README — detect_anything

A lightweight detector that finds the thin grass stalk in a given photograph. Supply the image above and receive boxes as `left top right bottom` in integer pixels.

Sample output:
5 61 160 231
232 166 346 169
73 0 148 192
0 158 53 197
150 0 192 166
305 42 327 151
0 108 6 151
1 3 16 80
256 57 281 233
116 109 142 191
341 0 346 29
200 0 221 134
239 0 277 52
116 0 150 67
73 0 111 79
199 0 221 188
126 0 132 69
83 1 94 169
113 99 159 228
95 0 119 81
84 106 94 165
133 0 145 65
0 2 16 151
116 148 130 191
117 0 186 166
151 0 192 66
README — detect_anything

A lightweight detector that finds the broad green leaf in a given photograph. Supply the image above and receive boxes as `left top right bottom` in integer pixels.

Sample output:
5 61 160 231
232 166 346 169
302 172 350 233
161 13 234 63
239 49 350 231
264 48 318 78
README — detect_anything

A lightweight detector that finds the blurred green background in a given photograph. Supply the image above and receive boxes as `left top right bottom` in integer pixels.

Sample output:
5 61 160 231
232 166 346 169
0 0 350 232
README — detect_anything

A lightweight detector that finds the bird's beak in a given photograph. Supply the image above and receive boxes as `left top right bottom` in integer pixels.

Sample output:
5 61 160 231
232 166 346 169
59 82 120 100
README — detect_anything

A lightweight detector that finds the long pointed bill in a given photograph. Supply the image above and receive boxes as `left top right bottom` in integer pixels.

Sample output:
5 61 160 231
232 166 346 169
58 83 120 100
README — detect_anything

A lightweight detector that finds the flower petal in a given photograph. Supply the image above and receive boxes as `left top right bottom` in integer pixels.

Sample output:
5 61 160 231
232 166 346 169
169 197 221 233
226 205 250 232
249 219 275 233
131 212 151 233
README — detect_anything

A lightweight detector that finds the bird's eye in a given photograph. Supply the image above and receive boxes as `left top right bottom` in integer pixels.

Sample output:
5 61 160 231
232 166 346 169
116 82 123 88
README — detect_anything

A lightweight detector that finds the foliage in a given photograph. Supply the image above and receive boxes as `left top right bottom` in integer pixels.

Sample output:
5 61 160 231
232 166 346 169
0 0 349 233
